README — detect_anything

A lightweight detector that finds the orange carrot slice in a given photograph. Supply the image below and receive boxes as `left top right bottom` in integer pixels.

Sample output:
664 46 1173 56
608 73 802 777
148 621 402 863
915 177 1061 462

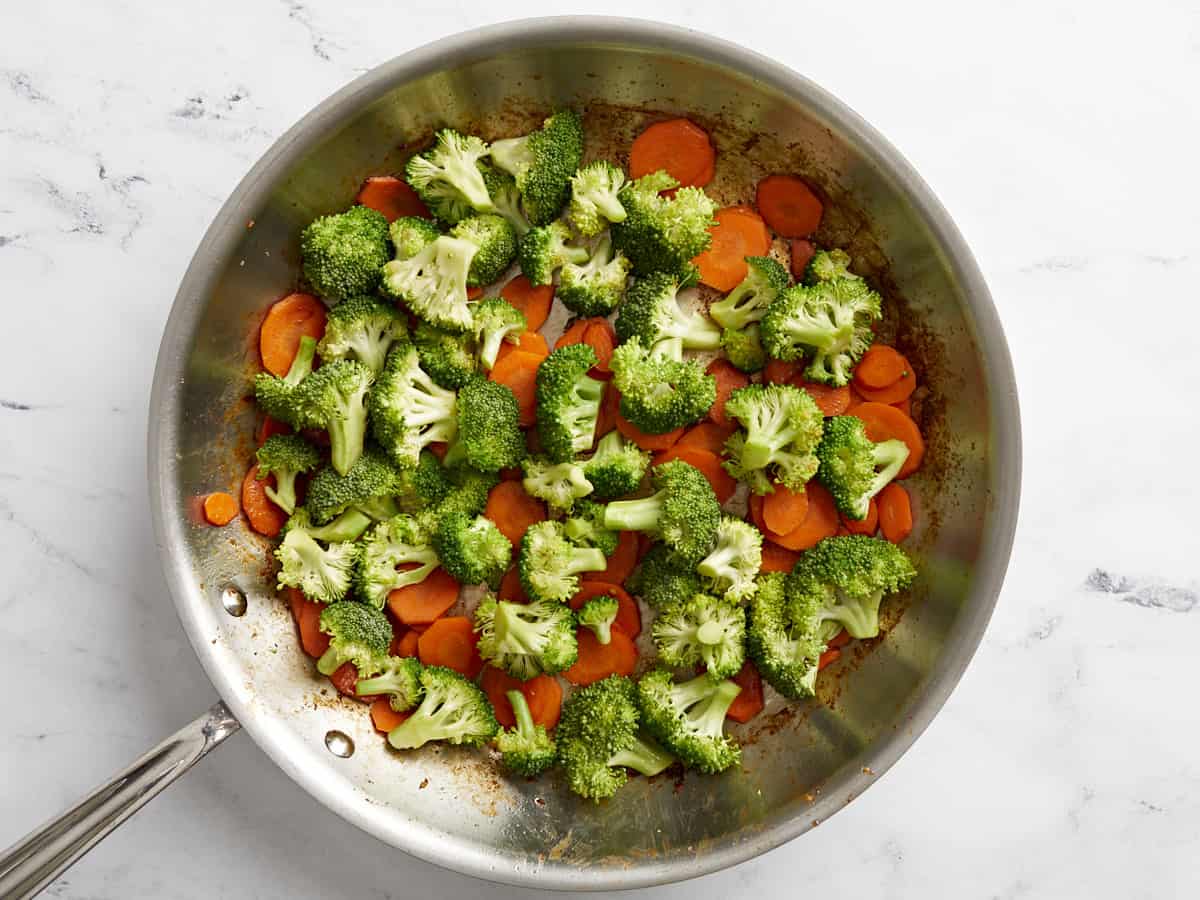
242 463 287 537
355 176 431 221
762 483 809 536
851 403 924 478
203 492 238 526
489 350 543 428
725 662 764 723
370 697 411 733
582 531 639 587
387 568 460 626
569 582 642 639
790 239 816 280
481 667 563 730
706 358 749 428
629 118 716 188
841 497 880 536
485 480 547 548
501 275 554 331
755 175 823 238
259 292 326 377
855 345 910 389
287 588 331 658
794 381 852 417
498 566 531 604
763 359 803 385
257 416 292 445
563 628 638 686
616 408 683 451
652 446 736 504
417 616 483 679
595 382 620 440
878 483 913 543
759 542 800 573
676 421 737 456
693 206 772 292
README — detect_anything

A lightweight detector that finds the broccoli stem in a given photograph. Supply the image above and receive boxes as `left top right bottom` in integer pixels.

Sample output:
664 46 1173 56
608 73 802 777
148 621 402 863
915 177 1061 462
740 402 794 471
506 689 536 737
603 492 665 534
674 673 741 733
328 408 368 476
357 496 400 522
355 670 409 700
264 472 300 515
307 509 373 543
869 439 911 496
696 620 725 645
479 332 508 371
591 192 626 224
591 619 613 645
836 591 884 639
565 547 608 576
494 602 541 653
608 734 674 776
316 644 349 677
286 336 319 386
490 137 534 178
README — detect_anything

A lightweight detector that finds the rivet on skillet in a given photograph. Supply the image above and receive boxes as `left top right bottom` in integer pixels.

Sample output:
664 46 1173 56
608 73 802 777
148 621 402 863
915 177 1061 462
324 730 355 758
220 585 247 617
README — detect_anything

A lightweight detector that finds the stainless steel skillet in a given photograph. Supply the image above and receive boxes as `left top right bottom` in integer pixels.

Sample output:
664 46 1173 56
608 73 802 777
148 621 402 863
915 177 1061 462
0 17 1020 895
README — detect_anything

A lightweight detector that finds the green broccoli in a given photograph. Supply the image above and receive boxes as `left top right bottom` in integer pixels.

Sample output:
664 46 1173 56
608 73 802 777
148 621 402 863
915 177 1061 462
721 325 767 374
412 320 477 389
556 675 676 802
709 256 791 330
474 596 578 678
722 384 824 495
521 457 593 512
393 448 453 514
760 278 882 386
578 595 619 645
389 216 442 260
562 500 619 556
355 654 424 711
602 459 720 564
289 507 372 544
803 248 858 285
696 517 763 604
489 110 584 226
580 430 649 500
404 129 494 224
368 343 458 468
315 600 392 676
253 336 318 427
610 170 717 275
636 669 742 774
255 434 321 515
479 163 532 237
293 359 375 475
567 160 627 236
432 512 511 588
787 535 916 639
615 270 721 352
557 232 632 316
535 344 605 462
274 516 360 604
414 467 497 534
450 213 518 287
518 220 590 286
652 594 746 679
746 571 825 699
626 544 703 610
609 337 716 435
303 447 402 525
443 376 525 473
354 514 440 608
816 415 910 520
315 294 407 375
495 690 556 776
517 520 608 604
470 298 526 370
387 665 498 749
380 233 476 332
300 204 390 302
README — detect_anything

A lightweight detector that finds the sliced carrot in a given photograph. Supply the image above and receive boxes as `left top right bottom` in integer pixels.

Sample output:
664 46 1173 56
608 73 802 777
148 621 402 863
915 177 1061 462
827 629 851 650
762 483 809 536
595 382 620 440
693 206 772 292
818 648 841 671
495 330 551 369
287 588 331 658
855 371 917 405
583 530 639 587
355 175 431 222
481 667 563 730
725 661 764 723
563 627 638 686
387 567 460 626
466 285 485 301
485 480 547 548
396 630 421 658
370 697 411 734
758 482 839 552
203 492 238 526
748 492 768 534
794 380 852 417
891 397 913 417
417 616 483 679
501 275 554 331
759 542 800 573
242 463 287 537
841 497 880 536
259 292 327 377
569 582 642 639
755 175 823 238
851 403 925 478
763 359 803 385
489 350 543 428
329 662 362 699
257 415 292 445
498 566 531 603
855 345 909 390
706 358 750 428
790 239 816 280
676 421 737 456
636 533 655 559
652 446 736 504
878 483 913 543
554 318 588 350
629 118 716 188
616 408 684 451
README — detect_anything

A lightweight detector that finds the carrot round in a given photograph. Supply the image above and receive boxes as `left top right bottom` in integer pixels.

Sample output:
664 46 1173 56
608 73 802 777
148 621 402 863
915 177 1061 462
891 397 913 417
481 667 563 730
725 661 764 723
259 292 327 377
878 483 913 543
595 383 620 440
257 415 292 445
790 239 816 280
762 483 809 536
818 647 841 671
395 630 421 658
652 445 736 504
855 371 917 405
287 588 331 658
563 627 638 686
370 697 411 734
827 629 851 650
755 175 824 238
676 421 737 456
242 463 287 537
555 318 589 350
706 358 750 428
629 118 716 188
794 381 852 417
763 359 803 385
203 492 238 526
501 275 554 331
855 345 909 390
387 567 460 626
485 480 547 548
616 408 683 451
489 350 543 428
693 206 772 292
498 566 531 603
328 662 362 699
569 582 642 639
495 330 551 369
417 616 483 679
842 497 880 536
851 403 925 478
355 175 431 222
759 541 800 573
760 482 839 551
582 530 639 587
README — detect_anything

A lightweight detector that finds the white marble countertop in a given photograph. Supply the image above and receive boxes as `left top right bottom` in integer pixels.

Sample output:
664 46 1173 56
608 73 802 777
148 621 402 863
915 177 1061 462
2 1 1197 897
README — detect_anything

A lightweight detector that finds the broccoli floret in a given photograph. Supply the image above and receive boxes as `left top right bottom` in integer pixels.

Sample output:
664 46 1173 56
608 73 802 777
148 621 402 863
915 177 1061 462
556 675 676 802
316 294 407 375
450 213 518 287
354 514 440 608
355 654 424 711
721 325 767 374
816 416 910 519
602 459 720 564
517 520 608 604
627 544 703 610
746 571 826 699
300 205 390 302
255 434 321 515
652 594 746 679
304 447 402 525
414 467 497 534
368 343 458 468
709 256 791 330
495 690 556 776
474 596 578 678
404 129 494 224
803 248 857 285
578 596 619 645
567 160 627 236
557 232 632 316
518 220 590 286
294 359 375 475
787 535 916 639
722 384 824 495
636 669 742 774
275 518 360 604
615 270 721 352
444 376 525 473
479 163 532 238
394 448 453 513
535 344 605 461
253 336 318 427
389 216 442 260
387 665 498 749
380 234 476 332
470 298 526 370
610 170 717 275
489 110 584 226
580 430 649 500
563 500 619 556
521 457 593 512
315 600 392 676
432 512 511 588
760 278 882 386
412 321 477 389
609 338 716 435
696 517 763 604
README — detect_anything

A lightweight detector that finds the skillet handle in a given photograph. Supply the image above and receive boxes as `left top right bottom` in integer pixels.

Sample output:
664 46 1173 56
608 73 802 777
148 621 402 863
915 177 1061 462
0 701 240 899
